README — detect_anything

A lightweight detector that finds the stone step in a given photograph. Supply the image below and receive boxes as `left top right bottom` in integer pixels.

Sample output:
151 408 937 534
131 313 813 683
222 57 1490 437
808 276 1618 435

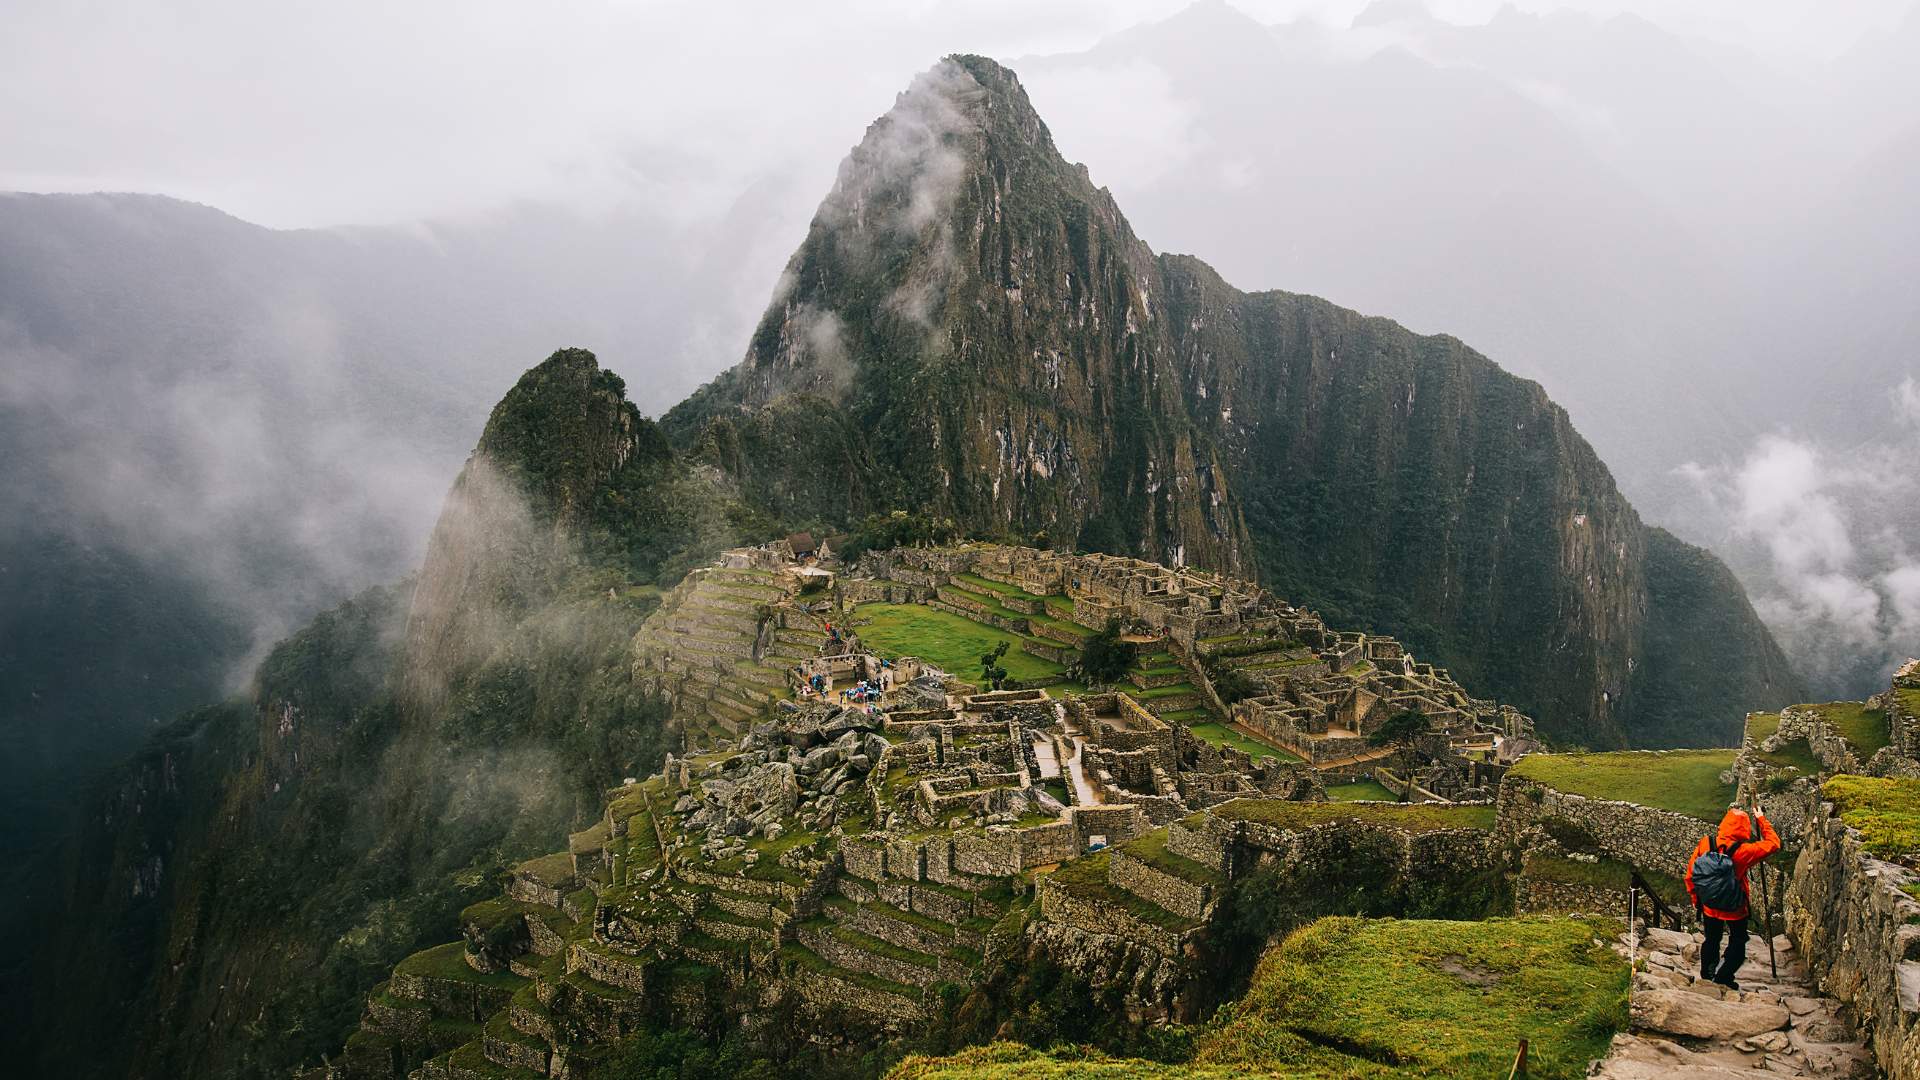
421 1040 545 1080
778 942 925 1023
664 641 738 670
704 693 757 727
1600 927 1874 1079
679 929 751 970
664 621 755 647
734 663 790 689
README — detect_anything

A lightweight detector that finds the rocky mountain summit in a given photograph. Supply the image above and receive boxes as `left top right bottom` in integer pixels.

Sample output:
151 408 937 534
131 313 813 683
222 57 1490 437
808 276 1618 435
664 54 1798 749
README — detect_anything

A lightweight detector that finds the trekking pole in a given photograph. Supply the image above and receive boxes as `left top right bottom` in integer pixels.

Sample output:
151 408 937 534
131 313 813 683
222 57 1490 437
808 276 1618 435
1749 794 1778 979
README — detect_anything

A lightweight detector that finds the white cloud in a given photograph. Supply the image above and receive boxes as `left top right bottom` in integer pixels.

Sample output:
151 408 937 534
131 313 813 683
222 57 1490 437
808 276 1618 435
1895 375 1920 427
1678 384 1920 693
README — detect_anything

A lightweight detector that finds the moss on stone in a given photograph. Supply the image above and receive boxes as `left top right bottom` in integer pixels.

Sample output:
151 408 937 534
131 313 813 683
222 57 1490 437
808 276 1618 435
1825 775 1920 862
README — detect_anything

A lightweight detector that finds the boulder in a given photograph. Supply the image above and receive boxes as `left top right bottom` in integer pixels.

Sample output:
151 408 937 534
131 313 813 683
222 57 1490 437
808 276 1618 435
1589 1030 1781 1068
1631 988 1789 1039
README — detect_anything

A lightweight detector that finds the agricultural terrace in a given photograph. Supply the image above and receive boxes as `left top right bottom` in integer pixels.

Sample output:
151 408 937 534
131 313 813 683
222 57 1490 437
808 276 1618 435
1198 798 1497 833
1186 721 1303 763
853 602 1070 686
1799 701 1891 758
887 915 1628 1080
1509 750 1737 822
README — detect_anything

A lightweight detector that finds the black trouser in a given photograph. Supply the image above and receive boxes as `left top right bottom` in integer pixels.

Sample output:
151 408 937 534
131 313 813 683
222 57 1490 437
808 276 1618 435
1700 913 1749 986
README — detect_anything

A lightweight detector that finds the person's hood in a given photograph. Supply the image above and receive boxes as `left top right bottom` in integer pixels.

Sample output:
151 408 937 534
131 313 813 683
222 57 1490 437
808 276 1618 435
1717 807 1756 847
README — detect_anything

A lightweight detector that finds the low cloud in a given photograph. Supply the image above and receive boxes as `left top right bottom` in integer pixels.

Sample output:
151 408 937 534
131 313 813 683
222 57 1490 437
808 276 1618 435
1678 386 1920 696
1896 375 1920 427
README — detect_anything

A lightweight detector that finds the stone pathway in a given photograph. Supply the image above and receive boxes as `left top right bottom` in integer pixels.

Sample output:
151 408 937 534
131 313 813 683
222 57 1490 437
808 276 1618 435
1056 703 1104 807
1592 925 1877 1078
1030 731 1062 779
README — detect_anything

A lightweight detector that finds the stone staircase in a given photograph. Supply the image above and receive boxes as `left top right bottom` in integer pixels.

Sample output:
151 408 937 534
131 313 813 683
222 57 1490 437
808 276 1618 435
1593 924 1875 1078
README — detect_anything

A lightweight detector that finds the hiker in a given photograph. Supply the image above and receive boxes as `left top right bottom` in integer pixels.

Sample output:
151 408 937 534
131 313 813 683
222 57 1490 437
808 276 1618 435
1685 805 1781 989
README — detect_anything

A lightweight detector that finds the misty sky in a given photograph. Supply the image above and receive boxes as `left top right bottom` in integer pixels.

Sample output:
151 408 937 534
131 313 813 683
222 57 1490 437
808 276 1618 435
4 0 1909 229
3 0 1917 719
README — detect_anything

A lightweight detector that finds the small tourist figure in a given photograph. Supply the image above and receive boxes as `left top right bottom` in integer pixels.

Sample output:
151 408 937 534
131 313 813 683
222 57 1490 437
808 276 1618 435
1685 806 1781 990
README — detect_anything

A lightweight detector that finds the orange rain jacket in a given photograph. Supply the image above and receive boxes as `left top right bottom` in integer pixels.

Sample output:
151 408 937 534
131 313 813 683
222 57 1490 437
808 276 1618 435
1684 807 1781 920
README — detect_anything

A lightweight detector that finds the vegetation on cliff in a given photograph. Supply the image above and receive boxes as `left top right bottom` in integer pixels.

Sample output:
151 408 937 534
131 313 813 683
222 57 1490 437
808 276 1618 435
32 352 695 1079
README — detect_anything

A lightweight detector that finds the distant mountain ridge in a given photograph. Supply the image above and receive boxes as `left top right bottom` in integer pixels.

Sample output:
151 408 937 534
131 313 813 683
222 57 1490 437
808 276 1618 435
665 54 1800 748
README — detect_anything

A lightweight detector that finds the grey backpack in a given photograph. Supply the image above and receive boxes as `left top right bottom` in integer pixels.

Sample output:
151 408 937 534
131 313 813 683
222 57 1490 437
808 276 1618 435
1691 837 1744 911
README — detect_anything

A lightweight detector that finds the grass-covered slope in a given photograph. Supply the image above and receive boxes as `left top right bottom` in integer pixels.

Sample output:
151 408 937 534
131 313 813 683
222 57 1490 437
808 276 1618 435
1509 750 1737 822
888 916 1628 1079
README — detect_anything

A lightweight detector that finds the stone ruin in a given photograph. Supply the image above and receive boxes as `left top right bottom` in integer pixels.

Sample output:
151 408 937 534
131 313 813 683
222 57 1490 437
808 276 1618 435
667 703 892 861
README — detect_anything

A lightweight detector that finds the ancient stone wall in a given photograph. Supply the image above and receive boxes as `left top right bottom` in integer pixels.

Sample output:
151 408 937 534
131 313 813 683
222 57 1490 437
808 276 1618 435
1072 803 1147 848
1785 792 1920 1079
1514 877 1624 918
1018 821 1079 866
1497 773 1712 877
1108 849 1213 921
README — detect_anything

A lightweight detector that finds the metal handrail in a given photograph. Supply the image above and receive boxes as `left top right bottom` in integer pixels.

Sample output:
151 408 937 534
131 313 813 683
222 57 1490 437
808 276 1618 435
1629 870 1680 929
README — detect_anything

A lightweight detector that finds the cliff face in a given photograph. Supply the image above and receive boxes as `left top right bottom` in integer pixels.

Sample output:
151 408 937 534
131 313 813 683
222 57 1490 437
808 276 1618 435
30 352 696 1080
664 55 1799 747
665 57 1253 576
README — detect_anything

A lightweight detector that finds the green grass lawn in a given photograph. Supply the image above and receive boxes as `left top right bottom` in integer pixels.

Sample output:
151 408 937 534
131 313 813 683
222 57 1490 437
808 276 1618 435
853 602 1067 683
1326 778 1396 802
887 916 1627 1080
1746 711 1781 743
1201 799 1496 833
1188 722 1303 763
1510 750 1737 822
1753 737 1823 776
1803 701 1891 757
1824 775 1920 861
